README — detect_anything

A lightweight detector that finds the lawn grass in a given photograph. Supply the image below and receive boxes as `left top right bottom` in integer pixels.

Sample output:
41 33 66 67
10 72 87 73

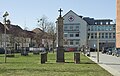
0 52 112 76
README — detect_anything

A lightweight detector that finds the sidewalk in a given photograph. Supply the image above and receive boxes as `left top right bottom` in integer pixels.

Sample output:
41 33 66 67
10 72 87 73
88 52 120 76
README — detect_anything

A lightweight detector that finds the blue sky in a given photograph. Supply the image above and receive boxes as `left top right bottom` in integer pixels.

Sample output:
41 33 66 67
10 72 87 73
0 0 116 30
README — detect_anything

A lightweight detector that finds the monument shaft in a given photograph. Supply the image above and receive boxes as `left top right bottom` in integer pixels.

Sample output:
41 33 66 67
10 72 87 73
56 15 65 62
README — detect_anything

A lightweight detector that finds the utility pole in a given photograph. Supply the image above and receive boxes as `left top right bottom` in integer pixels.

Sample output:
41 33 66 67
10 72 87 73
3 11 9 63
97 32 99 63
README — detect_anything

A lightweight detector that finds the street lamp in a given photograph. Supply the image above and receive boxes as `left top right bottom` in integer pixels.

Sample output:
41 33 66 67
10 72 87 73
97 32 99 63
3 11 9 63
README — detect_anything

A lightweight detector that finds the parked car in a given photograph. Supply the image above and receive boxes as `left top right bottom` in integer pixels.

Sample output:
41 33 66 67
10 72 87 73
101 47 108 54
64 47 78 52
0 48 5 54
116 48 120 57
106 48 112 55
112 48 117 56
112 48 120 57
116 50 120 57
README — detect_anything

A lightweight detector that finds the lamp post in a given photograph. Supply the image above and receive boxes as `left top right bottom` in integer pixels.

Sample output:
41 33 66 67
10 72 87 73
3 11 9 63
97 32 99 63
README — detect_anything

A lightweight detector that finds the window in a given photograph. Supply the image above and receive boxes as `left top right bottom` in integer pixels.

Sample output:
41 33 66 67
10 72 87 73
76 26 79 28
64 26 67 30
109 26 112 31
99 33 101 38
64 34 67 37
76 26 79 31
101 26 105 31
7 44 10 46
94 26 97 31
105 33 108 38
113 33 115 38
113 25 115 30
70 26 73 30
95 33 97 39
75 40 79 45
91 26 93 31
70 34 74 37
70 40 73 45
75 33 79 37
91 33 94 39
102 33 104 38
88 33 90 39
109 33 112 38
98 26 101 31
92 26 95 31
105 26 109 31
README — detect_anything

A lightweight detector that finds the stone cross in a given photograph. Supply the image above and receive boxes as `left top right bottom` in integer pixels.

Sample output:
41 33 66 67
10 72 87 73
58 8 63 17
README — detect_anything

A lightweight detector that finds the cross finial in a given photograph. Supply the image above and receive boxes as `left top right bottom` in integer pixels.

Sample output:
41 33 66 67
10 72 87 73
58 8 63 17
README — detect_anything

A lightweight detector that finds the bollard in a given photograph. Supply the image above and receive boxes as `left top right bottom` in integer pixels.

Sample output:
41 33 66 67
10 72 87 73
21 50 28 56
41 53 46 64
45 52 47 62
74 52 80 64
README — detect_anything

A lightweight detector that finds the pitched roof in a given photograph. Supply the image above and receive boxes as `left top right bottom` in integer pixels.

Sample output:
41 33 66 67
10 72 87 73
32 28 49 39
0 22 4 33
32 28 44 34
63 10 83 18
0 22 36 38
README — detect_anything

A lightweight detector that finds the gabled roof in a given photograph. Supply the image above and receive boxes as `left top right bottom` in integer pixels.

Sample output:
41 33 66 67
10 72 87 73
7 24 23 37
22 30 36 38
0 22 36 38
32 28 44 34
0 22 51 39
32 28 48 39
63 10 83 18
0 22 4 33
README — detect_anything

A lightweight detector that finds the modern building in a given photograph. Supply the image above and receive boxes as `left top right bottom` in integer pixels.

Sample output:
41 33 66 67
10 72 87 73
62 10 115 51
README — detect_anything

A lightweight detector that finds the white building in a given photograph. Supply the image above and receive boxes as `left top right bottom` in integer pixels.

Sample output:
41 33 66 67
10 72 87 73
63 10 87 50
62 10 115 51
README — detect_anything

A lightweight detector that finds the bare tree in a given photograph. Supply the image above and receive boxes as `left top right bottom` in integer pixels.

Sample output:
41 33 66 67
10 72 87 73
47 22 56 53
37 15 48 32
36 15 56 52
36 15 49 47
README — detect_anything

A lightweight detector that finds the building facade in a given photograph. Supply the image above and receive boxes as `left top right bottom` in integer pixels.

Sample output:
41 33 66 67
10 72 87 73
0 34 36 51
87 19 115 49
116 0 120 48
62 10 115 51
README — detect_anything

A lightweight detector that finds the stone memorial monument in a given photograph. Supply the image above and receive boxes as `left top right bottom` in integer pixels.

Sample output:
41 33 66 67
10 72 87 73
56 8 65 62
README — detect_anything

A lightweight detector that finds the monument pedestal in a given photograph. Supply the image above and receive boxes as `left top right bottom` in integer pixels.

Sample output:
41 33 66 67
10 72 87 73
56 47 65 62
